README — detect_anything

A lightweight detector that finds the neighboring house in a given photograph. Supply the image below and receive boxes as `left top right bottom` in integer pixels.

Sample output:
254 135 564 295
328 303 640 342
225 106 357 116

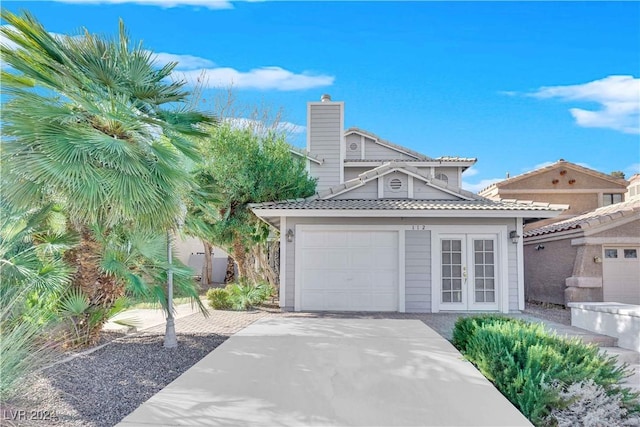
479 160 629 229
627 173 640 200
251 94 565 313
524 198 640 305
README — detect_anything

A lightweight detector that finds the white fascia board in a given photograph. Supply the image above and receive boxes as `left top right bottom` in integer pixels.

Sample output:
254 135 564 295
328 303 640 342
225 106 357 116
290 149 323 165
252 208 566 219
344 160 476 167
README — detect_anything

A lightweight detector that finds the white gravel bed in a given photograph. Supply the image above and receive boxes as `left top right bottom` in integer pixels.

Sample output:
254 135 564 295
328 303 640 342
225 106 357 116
4 333 228 427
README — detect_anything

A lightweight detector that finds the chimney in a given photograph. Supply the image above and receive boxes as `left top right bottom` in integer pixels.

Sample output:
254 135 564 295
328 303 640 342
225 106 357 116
307 95 344 192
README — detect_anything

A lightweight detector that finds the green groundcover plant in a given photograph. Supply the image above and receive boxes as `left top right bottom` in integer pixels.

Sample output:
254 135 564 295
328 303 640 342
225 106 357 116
452 315 640 426
206 280 273 311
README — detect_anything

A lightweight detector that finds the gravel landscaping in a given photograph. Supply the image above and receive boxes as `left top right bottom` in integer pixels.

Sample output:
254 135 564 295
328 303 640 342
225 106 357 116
4 333 228 427
1 303 574 426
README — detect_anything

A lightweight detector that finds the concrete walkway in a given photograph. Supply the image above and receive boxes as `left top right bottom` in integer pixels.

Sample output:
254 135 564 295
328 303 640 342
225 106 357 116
118 318 532 427
103 301 205 333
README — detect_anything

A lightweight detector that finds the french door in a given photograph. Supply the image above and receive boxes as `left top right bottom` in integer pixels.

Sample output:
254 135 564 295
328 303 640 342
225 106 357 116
439 234 499 311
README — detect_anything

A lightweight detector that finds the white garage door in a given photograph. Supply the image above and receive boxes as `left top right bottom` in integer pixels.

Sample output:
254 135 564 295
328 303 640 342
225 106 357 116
603 247 640 304
297 229 399 311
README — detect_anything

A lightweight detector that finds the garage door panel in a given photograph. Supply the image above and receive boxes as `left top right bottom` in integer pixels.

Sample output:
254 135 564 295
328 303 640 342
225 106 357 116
328 250 350 269
603 247 640 304
373 232 398 247
372 249 398 269
349 231 372 248
350 271 374 288
299 229 399 311
324 292 350 310
351 251 374 269
372 271 397 290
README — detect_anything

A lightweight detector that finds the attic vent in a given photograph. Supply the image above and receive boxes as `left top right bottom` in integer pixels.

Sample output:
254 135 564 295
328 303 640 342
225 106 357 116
349 141 359 151
389 178 403 191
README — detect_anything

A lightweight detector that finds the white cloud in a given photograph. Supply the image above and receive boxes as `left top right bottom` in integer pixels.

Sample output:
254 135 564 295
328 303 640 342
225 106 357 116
462 178 502 193
530 75 640 134
178 66 334 91
148 52 215 70
462 167 479 177
54 0 233 9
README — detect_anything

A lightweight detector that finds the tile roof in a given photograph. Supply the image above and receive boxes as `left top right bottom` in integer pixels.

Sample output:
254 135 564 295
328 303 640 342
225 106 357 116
524 199 640 237
251 198 566 212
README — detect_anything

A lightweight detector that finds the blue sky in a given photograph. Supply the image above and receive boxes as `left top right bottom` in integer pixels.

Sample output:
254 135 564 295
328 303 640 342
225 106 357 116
2 0 639 191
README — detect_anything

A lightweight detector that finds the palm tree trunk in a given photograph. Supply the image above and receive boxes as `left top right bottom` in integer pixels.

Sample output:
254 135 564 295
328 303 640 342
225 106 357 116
232 235 248 278
65 225 124 346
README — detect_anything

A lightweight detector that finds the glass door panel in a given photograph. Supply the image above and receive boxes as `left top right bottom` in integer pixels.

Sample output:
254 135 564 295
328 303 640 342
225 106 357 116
441 238 465 307
470 238 497 309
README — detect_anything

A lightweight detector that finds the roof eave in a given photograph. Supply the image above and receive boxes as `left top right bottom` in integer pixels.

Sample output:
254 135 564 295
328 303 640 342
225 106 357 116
251 208 566 219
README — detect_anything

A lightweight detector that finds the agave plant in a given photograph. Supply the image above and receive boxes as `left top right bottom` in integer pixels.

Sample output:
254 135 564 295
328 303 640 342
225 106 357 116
1 11 214 343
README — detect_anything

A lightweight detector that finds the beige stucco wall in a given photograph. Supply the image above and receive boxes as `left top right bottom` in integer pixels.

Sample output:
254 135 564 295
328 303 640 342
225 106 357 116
485 165 628 222
524 239 577 305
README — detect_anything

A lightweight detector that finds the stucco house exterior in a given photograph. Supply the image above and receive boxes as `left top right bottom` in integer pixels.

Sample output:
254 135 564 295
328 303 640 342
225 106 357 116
479 160 629 230
251 95 565 313
524 198 640 305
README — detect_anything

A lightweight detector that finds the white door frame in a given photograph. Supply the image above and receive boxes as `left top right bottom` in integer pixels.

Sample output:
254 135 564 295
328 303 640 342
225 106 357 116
294 225 405 312
431 225 509 313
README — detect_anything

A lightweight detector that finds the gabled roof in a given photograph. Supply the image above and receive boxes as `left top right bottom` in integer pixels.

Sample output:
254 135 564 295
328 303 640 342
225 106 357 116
313 161 481 201
524 199 640 237
480 159 628 194
344 127 432 161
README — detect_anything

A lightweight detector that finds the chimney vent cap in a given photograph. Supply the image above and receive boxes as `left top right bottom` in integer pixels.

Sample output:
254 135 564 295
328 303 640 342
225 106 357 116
321 94 332 102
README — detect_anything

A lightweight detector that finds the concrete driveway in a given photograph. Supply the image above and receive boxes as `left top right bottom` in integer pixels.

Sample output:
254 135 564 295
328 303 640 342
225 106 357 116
118 318 531 426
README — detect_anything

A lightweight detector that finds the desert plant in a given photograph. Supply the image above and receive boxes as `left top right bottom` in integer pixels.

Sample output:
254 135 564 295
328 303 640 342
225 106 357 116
206 280 273 311
545 380 640 427
58 289 131 347
1 10 213 344
227 280 273 310
206 288 232 310
0 203 73 399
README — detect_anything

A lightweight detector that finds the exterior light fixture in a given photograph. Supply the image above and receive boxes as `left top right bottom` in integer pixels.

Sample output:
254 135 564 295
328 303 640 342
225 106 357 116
286 229 294 243
509 230 520 244
535 244 545 251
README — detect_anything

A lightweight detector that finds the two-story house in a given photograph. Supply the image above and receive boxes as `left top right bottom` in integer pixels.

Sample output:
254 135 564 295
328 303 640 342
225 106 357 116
252 95 565 313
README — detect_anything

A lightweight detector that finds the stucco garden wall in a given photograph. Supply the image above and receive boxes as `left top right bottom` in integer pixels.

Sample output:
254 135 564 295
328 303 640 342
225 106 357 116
524 238 577 305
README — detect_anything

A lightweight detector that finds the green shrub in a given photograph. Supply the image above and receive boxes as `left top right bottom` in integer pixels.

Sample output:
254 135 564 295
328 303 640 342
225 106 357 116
206 280 274 311
227 280 273 310
453 316 638 426
206 288 232 310
451 314 524 353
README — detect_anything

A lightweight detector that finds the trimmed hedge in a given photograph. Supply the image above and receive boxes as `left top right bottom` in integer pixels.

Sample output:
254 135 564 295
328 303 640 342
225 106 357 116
452 315 639 426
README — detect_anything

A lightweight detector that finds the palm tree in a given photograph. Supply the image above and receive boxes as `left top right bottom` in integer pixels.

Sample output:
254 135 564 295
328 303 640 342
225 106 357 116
1 11 214 342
